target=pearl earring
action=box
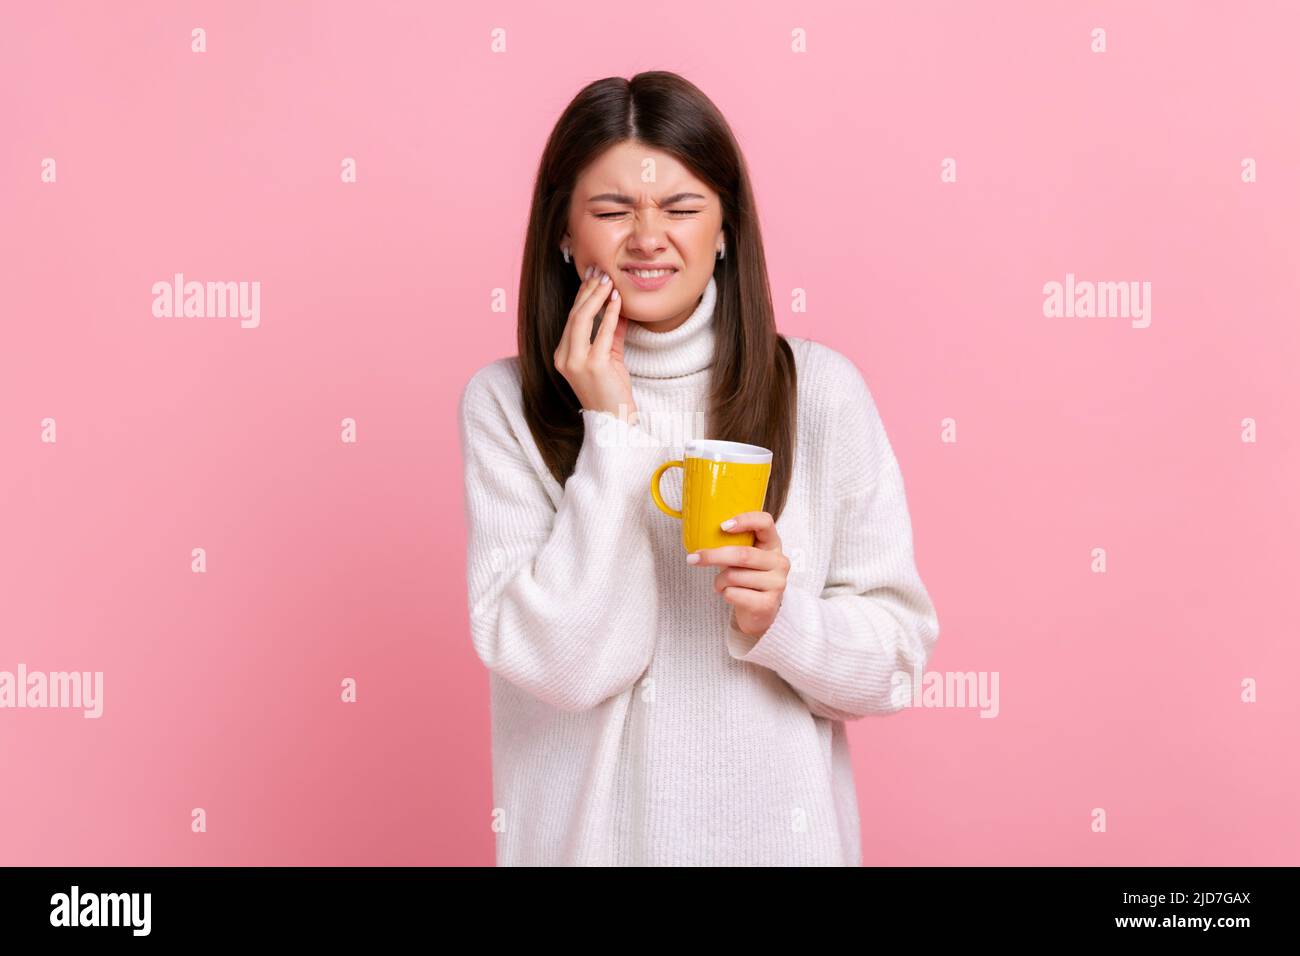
[717,243,725,260]
[562,247,571,264]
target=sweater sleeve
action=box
[723,352,940,720]
[458,365,667,713]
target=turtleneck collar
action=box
[621,274,718,380]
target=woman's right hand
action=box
[553,266,638,424]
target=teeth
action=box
[627,269,673,278]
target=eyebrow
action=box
[586,192,707,205]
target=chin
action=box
[620,288,684,315]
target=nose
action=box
[625,206,669,255]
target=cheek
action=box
[669,223,714,256]
[570,231,615,272]
[585,227,627,258]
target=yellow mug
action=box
[650,439,774,552]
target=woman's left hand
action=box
[686,511,789,639]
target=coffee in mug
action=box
[650,439,773,552]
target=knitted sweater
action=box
[457,274,940,866]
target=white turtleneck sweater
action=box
[457,274,940,866]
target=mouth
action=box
[620,265,679,291]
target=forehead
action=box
[577,141,705,191]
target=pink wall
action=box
[2,1,1296,865]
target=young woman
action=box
[458,71,940,866]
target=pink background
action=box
[3,1,1297,866]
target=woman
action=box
[458,71,940,866]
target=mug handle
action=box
[650,460,684,519]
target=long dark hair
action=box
[517,71,797,521]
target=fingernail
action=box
[720,518,736,530]
[611,288,619,301]
[600,271,610,284]
[585,265,593,279]
[686,553,700,564]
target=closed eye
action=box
[596,210,701,219]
